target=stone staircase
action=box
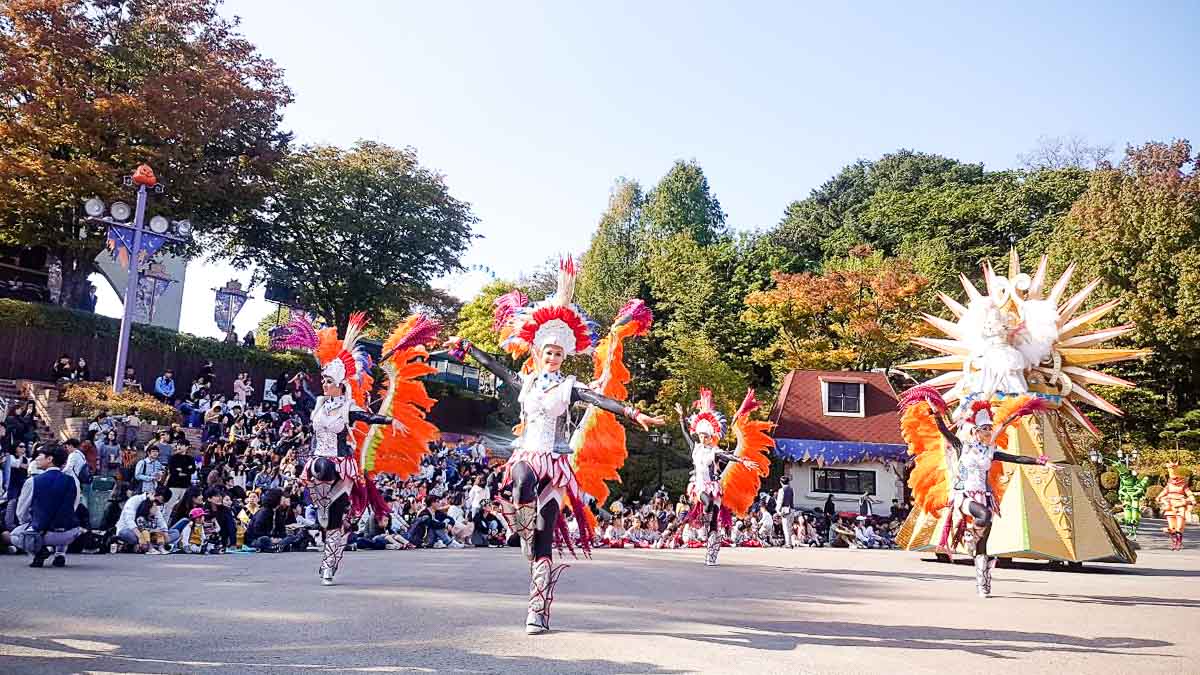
[11,379,196,447]
[0,378,55,441]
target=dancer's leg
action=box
[500,461,541,560]
[701,493,722,566]
[966,500,994,597]
[319,493,350,585]
[527,496,563,635]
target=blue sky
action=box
[95,1,1199,336]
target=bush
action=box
[1103,490,1119,506]
[1099,471,1119,490]
[0,298,310,372]
[61,382,179,425]
[1146,484,1164,503]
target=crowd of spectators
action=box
[1,362,911,562]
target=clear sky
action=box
[93,1,1199,338]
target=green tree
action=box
[451,279,518,355]
[0,0,292,307]
[576,179,646,321]
[227,141,477,330]
[643,160,726,246]
[773,150,984,265]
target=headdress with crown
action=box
[492,256,599,365]
[687,388,729,440]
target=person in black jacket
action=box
[248,488,302,552]
[203,486,237,551]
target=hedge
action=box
[0,298,310,373]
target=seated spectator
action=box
[154,370,176,404]
[801,514,823,547]
[115,487,173,554]
[247,488,303,552]
[52,354,74,382]
[471,501,504,547]
[73,357,91,382]
[830,516,857,548]
[176,507,209,554]
[123,366,140,391]
[12,445,83,567]
[202,404,223,446]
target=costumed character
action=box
[675,389,772,566]
[273,312,441,585]
[444,257,664,635]
[1156,462,1196,550]
[1110,461,1150,539]
[900,386,1058,597]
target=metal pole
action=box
[113,184,147,393]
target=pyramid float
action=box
[895,251,1145,564]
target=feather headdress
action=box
[688,388,729,440]
[493,256,600,361]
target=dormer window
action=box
[821,378,865,418]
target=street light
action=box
[648,430,672,488]
[81,164,193,393]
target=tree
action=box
[772,150,984,265]
[1018,134,1113,170]
[451,279,519,356]
[744,246,930,378]
[575,179,646,321]
[0,0,292,306]
[642,160,726,246]
[1049,140,1200,411]
[227,141,477,330]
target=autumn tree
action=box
[227,141,477,330]
[1049,139,1200,411]
[0,0,292,306]
[745,246,930,379]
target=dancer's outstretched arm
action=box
[930,405,963,453]
[574,385,663,431]
[444,338,521,394]
[673,403,694,451]
[993,451,1052,467]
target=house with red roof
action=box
[768,370,909,515]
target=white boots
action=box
[527,557,567,635]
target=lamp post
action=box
[82,164,193,393]
[649,430,672,487]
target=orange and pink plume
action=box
[492,290,528,332]
[613,299,653,336]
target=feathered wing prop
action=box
[570,300,653,531]
[359,315,442,479]
[899,387,952,514]
[720,389,774,518]
[271,313,319,351]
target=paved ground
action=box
[1,520,1197,675]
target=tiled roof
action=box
[768,370,905,445]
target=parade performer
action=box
[900,387,1057,597]
[274,312,441,585]
[674,388,772,567]
[1111,460,1150,540]
[1157,462,1196,550]
[445,257,664,635]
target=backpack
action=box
[76,453,93,484]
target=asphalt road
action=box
[1,520,1196,675]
